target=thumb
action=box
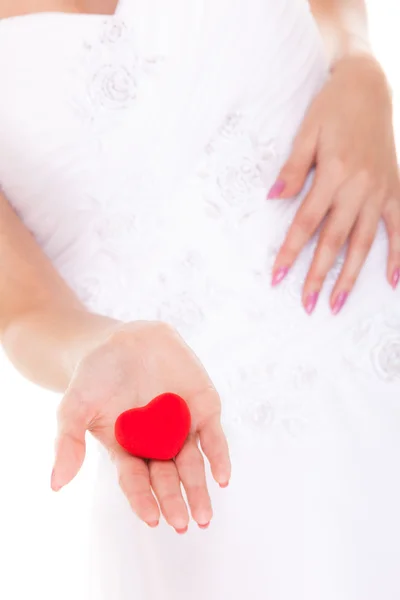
[51,389,91,492]
[267,123,318,199]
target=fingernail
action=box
[304,292,319,315]
[219,481,229,488]
[146,521,159,528]
[198,522,210,530]
[175,526,188,535]
[51,469,61,492]
[392,268,400,289]
[332,291,348,315]
[272,266,289,286]
[267,180,285,199]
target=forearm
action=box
[0,188,124,394]
[2,305,122,393]
[309,0,372,66]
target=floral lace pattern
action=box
[342,311,400,382]
[198,111,280,222]
[89,22,163,109]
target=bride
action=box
[1,0,400,598]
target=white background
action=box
[0,3,399,599]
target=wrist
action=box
[330,52,392,101]
[62,309,125,380]
[315,15,372,69]
[2,306,124,392]
[330,32,372,66]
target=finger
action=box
[331,205,381,313]
[149,460,189,532]
[271,172,333,285]
[383,195,400,289]
[302,201,361,314]
[175,435,213,528]
[267,117,318,199]
[114,450,160,527]
[52,389,91,491]
[198,413,231,488]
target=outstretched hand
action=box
[51,321,231,533]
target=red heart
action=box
[114,393,191,460]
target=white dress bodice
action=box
[0,0,327,323]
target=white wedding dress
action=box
[1,0,400,598]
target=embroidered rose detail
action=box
[205,112,243,155]
[201,111,278,202]
[216,158,266,206]
[372,334,400,381]
[90,65,137,109]
[218,112,243,140]
[249,401,275,428]
[291,365,318,389]
[101,20,127,44]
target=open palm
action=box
[51,321,231,532]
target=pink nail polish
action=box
[267,180,286,199]
[175,526,188,535]
[304,292,319,315]
[392,268,400,289]
[272,266,289,286]
[198,522,210,530]
[219,481,229,488]
[332,291,348,315]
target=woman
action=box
[0,0,399,598]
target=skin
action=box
[309,0,371,64]
[0,0,118,17]
[0,0,397,533]
[271,0,400,314]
